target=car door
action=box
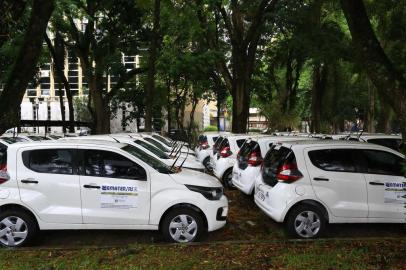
[79,148,150,225]
[17,147,82,223]
[305,147,368,218]
[360,149,405,220]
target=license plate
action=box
[257,190,265,201]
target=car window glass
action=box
[144,138,168,152]
[212,136,218,143]
[262,146,292,187]
[134,139,169,159]
[236,139,246,148]
[122,145,174,174]
[152,135,171,147]
[25,149,73,174]
[362,150,404,176]
[308,149,356,172]
[27,136,43,141]
[84,150,146,180]
[366,138,401,151]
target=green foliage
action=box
[73,96,92,123]
[204,125,218,132]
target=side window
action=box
[23,149,73,174]
[362,150,404,176]
[84,150,147,180]
[308,149,356,173]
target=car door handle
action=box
[83,184,101,189]
[369,182,384,186]
[313,177,329,181]
[21,179,38,184]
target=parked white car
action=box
[64,135,205,172]
[212,135,250,188]
[195,133,221,169]
[232,136,317,196]
[345,134,402,152]
[139,135,195,156]
[254,140,405,239]
[0,140,228,247]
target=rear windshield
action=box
[0,144,7,165]
[238,140,261,170]
[198,135,208,144]
[122,145,174,174]
[144,138,168,152]
[134,139,169,159]
[262,146,294,187]
[236,139,246,148]
[366,138,401,152]
[212,136,218,143]
[213,136,224,154]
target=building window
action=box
[47,105,51,120]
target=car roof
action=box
[278,139,404,153]
[7,139,127,150]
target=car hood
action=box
[169,169,222,187]
[175,158,204,169]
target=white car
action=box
[64,135,205,172]
[254,140,405,239]
[345,134,402,152]
[0,140,228,247]
[232,136,317,196]
[138,135,195,156]
[212,135,250,188]
[195,133,221,169]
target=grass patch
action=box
[0,239,405,270]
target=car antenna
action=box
[357,130,364,140]
[170,142,185,171]
[108,135,120,143]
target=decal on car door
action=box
[100,184,138,209]
[384,182,406,204]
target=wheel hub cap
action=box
[294,211,321,238]
[169,214,198,243]
[0,216,28,247]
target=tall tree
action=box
[195,0,279,133]
[145,0,161,132]
[0,0,55,134]
[340,0,406,151]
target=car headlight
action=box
[185,185,223,201]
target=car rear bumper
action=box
[232,166,260,195]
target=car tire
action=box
[0,210,38,248]
[222,169,234,189]
[161,207,205,243]
[285,204,326,239]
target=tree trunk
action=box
[366,78,375,133]
[0,0,54,134]
[166,79,172,133]
[310,63,328,133]
[89,76,110,134]
[145,0,161,132]
[340,0,406,153]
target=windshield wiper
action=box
[170,141,185,171]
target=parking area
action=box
[33,190,405,248]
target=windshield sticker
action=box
[384,182,406,204]
[100,184,138,209]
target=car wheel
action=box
[222,169,234,189]
[0,210,38,247]
[286,204,326,239]
[162,208,205,243]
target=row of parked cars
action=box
[0,132,227,247]
[195,132,405,239]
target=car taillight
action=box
[248,151,263,167]
[0,164,9,184]
[200,142,209,150]
[276,163,303,182]
[220,146,232,158]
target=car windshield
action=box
[144,137,168,152]
[122,144,174,174]
[1,137,28,144]
[134,139,170,159]
[49,135,62,140]
[366,138,402,151]
[152,135,172,147]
